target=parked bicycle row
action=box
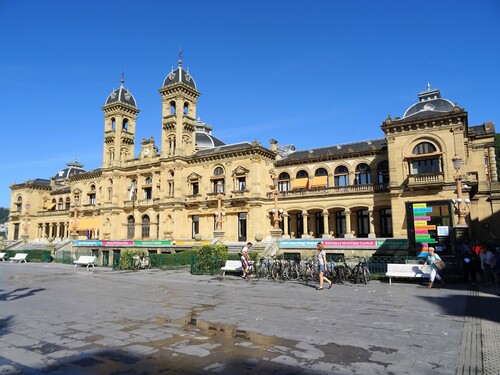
[244,255,370,285]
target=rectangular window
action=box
[238,212,247,241]
[278,180,290,192]
[357,209,369,237]
[89,194,96,205]
[380,208,393,237]
[192,215,199,238]
[192,182,199,195]
[144,188,152,200]
[238,177,246,191]
[335,211,346,236]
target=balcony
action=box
[407,173,445,190]
[266,184,389,199]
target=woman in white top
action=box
[316,242,332,290]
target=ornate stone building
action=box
[8,59,500,256]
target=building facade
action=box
[8,60,500,255]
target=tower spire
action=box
[178,45,183,66]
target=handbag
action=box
[435,259,446,270]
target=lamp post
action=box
[214,180,225,234]
[452,155,470,227]
[71,196,80,239]
[271,174,284,229]
[21,204,30,243]
[269,174,284,238]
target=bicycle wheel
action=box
[132,258,140,271]
[362,267,369,285]
[288,264,299,281]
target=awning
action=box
[47,203,56,210]
[292,178,309,190]
[77,217,100,231]
[311,175,328,188]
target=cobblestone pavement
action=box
[0,263,498,374]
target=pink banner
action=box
[102,241,134,246]
[415,229,429,234]
[414,216,431,221]
[323,239,376,248]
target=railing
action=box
[408,173,445,185]
[266,183,389,199]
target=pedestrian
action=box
[240,242,253,279]
[422,247,445,288]
[316,242,332,290]
[461,243,479,286]
[479,246,496,287]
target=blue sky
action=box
[1,0,499,208]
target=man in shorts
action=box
[240,242,253,279]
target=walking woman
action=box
[422,247,446,288]
[316,242,332,290]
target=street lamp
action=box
[452,155,470,226]
[215,181,224,231]
[71,196,80,239]
[271,174,284,230]
[21,204,30,243]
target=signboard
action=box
[74,240,173,247]
[279,238,408,250]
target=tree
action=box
[0,207,8,224]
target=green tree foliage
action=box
[495,133,500,181]
[0,207,8,224]
[193,244,228,275]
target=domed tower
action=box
[159,56,200,157]
[102,77,139,168]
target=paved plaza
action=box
[0,262,499,374]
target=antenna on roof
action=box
[178,45,183,66]
[121,70,125,86]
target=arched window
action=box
[127,216,135,239]
[141,215,150,238]
[107,179,113,201]
[377,160,389,184]
[411,142,440,175]
[122,119,129,131]
[16,195,23,212]
[334,166,349,187]
[183,102,189,115]
[293,170,309,190]
[111,118,116,131]
[58,198,64,211]
[170,101,176,115]
[312,168,328,188]
[65,197,71,210]
[278,172,290,192]
[213,167,225,193]
[354,163,371,185]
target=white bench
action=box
[0,252,6,261]
[386,263,431,284]
[221,260,242,277]
[74,255,97,269]
[10,253,28,263]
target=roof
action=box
[105,79,137,108]
[194,119,225,149]
[277,139,386,164]
[162,59,197,90]
[54,161,85,180]
[402,87,454,119]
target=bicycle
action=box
[350,258,369,284]
[132,254,151,271]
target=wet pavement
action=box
[0,262,499,374]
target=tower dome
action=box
[402,85,454,119]
[53,161,85,180]
[162,58,197,90]
[105,77,137,108]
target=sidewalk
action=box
[0,263,498,374]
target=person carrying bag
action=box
[422,247,446,288]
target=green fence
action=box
[55,250,94,265]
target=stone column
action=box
[322,210,329,238]
[282,212,289,239]
[368,208,376,238]
[302,211,308,238]
[344,209,353,238]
